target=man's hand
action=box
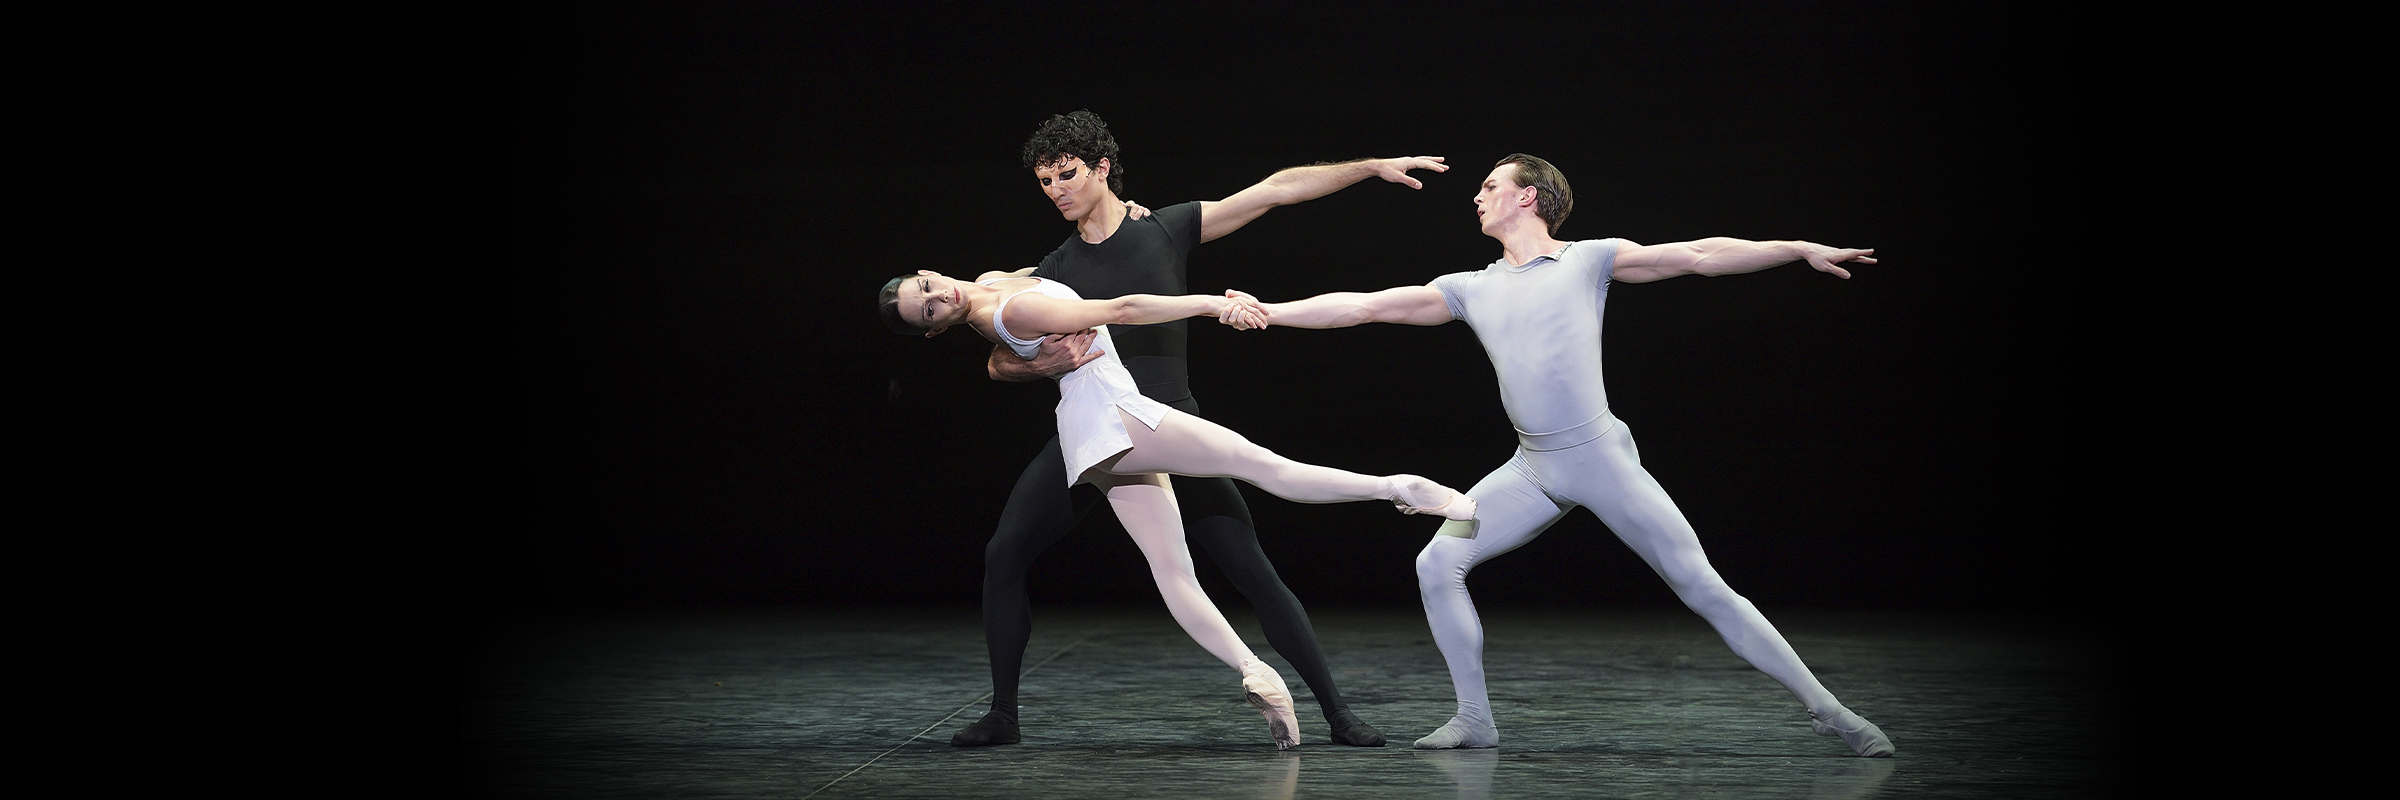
[1219,290,1268,330]
[1124,200,1151,220]
[1368,156,1448,190]
[1028,330,1104,376]
[1798,245,1876,279]
[1215,290,1269,330]
[990,330,1104,381]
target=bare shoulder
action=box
[987,276,1043,295]
[976,266,1040,282]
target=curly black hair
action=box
[1021,110,1124,194]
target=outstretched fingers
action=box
[1378,156,1449,189]
[1806,247,1876,279]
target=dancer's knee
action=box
[983,533,1043,575]
[1221,560,1299,602]
[1416,544,1469,593]
[1665,566,1740,614]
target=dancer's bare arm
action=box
[1237,286,1454,329]
[1199,157,1448,243]
[1613,238,1876,283]
[1002,292,1241,341]
[990,291,1260,379]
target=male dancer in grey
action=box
[957,110,1448,748]
[1233,154,1895,757]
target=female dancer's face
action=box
[896,270,971,336]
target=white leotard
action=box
[989,277,1172,485]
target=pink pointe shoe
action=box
[1241,657,1301,750]
[1392,475,1477,521]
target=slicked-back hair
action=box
[878,275,922,335]
[1022,110,1125,194]
[1497,153,1573,236]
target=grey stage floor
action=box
[460,604,2125,798]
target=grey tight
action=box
[1415,420,1845,725]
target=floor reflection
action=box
[463,606,2124,799]
[1250,753,1300,800]
[1413,749,1499,799]
[1809,757,1897,800]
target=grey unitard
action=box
[1419,239,1843,730]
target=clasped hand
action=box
[1216,289,1269,330]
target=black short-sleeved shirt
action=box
[1029,201,1203,403]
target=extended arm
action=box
[1246,285,1454,329]
[1612,238,1876,284]
[1003,291,1235,340]
[988,292,1261,380]
[1198,156,1448,243]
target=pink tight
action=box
[1083,409,1406,670]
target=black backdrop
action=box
[479,2,2094,612]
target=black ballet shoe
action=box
[1810,709,1895,758]
[950,711,1021,747]
[1328,717,1388,747]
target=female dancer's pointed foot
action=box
[950,710,1021,747]
[1326,708,1388,747]
[1412,716,1499,749]
[1810,710,1895,757]
[1241,658,1301,750]
[1391,475,1476,521]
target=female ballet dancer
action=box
[879,269,1474,749]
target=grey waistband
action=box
[1515,412,1617,452]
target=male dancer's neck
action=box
[1075,193,1128,244]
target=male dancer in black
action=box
[953,110,1446,747]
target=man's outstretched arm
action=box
[1237,285,1455,329]
[1198,157,1448,243]
[1612,238,1876,284]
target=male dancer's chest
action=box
[1046,221,1189,301]
[1050,253,1186,300]
[1464,262,1608,348]
[1043,223,1195,390]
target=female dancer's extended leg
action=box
[1084,468,1300,749]
[1108,409,1472,519]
